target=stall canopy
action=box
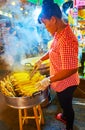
[27,0,64,6]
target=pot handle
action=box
[25,63,33,67]
[32,90,42,97]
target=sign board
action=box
[73,7,78,18]
[74,0,85,7]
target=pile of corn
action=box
[0,71,46,97]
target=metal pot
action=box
[25,63,50,76]
[3,88,49,109]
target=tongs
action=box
[30,66,38,79]
[25,62,38,79]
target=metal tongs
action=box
[30,66,38,79]
[25,62,38,79]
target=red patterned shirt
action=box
[49,24,80,92]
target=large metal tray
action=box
[3,88,49,109]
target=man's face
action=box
[42,16,57,36]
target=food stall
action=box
[0,1,85,130]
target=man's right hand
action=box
[34,60,42,70]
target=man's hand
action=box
[34,60,42,70]
[36,77,50,90]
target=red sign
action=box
[74,0,85,7]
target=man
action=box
[35,1,80,130]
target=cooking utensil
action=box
[24,59,50,76]
[30,67,38,79]
[25,63,33,71]
[24,62,38,79]
[3,87,49,109]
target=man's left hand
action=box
[36,77,50,89]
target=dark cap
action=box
[38,2,62,24]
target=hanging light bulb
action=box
[11,1,16,6]
[20,7,24,11]
[0,10,3,15]
[24,11,28,15]
[8,13,12,18]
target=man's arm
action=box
[50,68,78,83]
[40,51,49,61]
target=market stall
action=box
[0,1,85,130]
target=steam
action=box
[0,0,51,71]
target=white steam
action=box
[0,0,51,71]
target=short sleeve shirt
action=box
[49,24,80,92]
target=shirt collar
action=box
[54,24,69,39]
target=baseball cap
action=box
[38,2,62,24]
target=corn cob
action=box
[0,71,46,97]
